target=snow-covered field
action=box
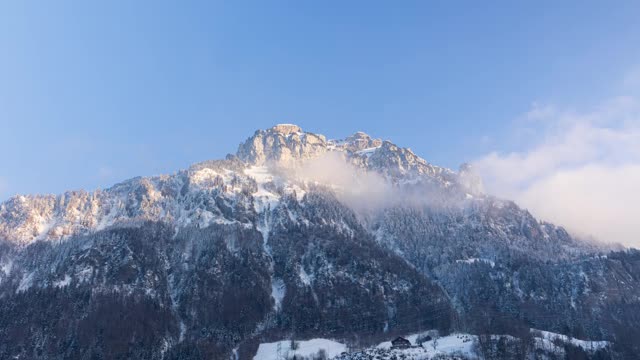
[375,332,478,359]
[253,338,347,360]
[419,333,478,358]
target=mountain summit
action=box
[0,124,470,245]
[0,125,637,359]
[236,124,329,166]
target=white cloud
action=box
[518,164,640,245]
[287,152,394,211]
[283,152,454,214]
[475,96,640,247]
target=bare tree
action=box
[290,338,299,351]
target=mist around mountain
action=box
[0,124,638,359]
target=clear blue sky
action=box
[1,1,639,200]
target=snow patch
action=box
[299,265,312,286]
[189,168,221,189]
[179,321,187,342]
[271,278,286,311]
[356,146,381,158]
[531,329,609,351]
[54,274,72,288]
[17,271,35,293]
[1,258,12,275]
[245,166,281,213]
[456,257,495,267]
[76,267,93,284]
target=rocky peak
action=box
[236,124,328,166]
[270,123,303,135]
[340,131,383,152]
[368,141,425,174]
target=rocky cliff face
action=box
[236,124,329,166]
[0,124,637,359]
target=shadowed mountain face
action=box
[0,125,638,359]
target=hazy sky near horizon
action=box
[1,2,640,245]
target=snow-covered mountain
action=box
[0,124,637,360]
[1,124,458,244]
